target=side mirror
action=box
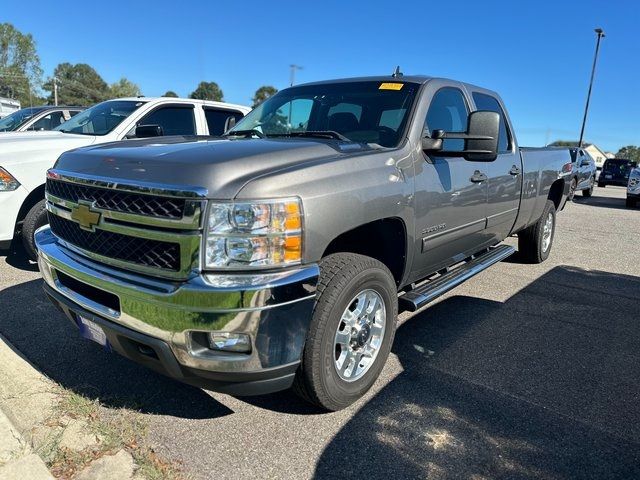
[421,111,500,162]
[135,124,164,138]
[580,159,590,167]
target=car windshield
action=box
[54,100,145,136]
[228,81,419,148]
[0,107,45,132]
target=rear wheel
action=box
[582,177,594,197]
[21,199,48,261]
[518,200,556,264]
[293,253,397,411]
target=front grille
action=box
[46,179,186,219]
[49,214,181,271]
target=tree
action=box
[162,90,178,97]
[43,63,108,105]
[108,77,141,98]
[189,81,223,101]
[549,140,578,147]
[615,145,640,162]
[252,85,277,107]
[0,23,43,106]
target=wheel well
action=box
[322,218,406,286]
[548,179,564,209]
[16,184,45,227]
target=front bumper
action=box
[36,227,318,395]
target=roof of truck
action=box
[113,97,251,113]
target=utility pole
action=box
[289,64,303,86]
[578,28,605,148]
[54,77,58,106]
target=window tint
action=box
[426,88,469,151]
[55,100,143,136]
[29,111,66,131]
[379,108,407,130]
[139,106,196,136]
[472,92,511,153]
[328,103,362,122]
[205,109,244,136]
[272,98,314,132]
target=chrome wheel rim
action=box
[334,289,386,382]
[542,212,554,252]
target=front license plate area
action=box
[76,315,110,350]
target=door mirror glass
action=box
[135,124,164,138]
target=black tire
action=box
[627,197,637,208]
[582,177,594,197]
[517,200,556,264]
[598,181,605,188]
[21,199,48,261]
[293,253,397,411]
[568,178,577,201]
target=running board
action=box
[399,244,516,312]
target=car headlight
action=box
[204,198,303,269]
[0,167,20,191]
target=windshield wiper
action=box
[223,129,264,138]
[270,130,350,141]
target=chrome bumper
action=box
[36,227,318,377]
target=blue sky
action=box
[4,0,639,152]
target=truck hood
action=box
[53,136,375,198]
[0,131,97,166]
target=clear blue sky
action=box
[4,0,639,152]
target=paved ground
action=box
[1,186,639,479]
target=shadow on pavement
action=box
[315,266,640,479]
[1,240,39,272]
[573,191,629,211]
[0,278,233,419]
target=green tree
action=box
[108,77,141,98]
[162,90,178,97]
[615,145,640,162]
[189,81,223,101]
[43,63,108,105]
[252,85,277,107]
[549,140,578,147]
[0,23,43,106]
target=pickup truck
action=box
[0,106,85,133]
[35,75,571,411]
[0,97,250,258]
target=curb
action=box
[0,333,55,479]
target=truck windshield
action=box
[0,107,45,132]
[54,100,145,136]
[228,81,419,148]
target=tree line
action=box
[0,23,277,108]
[549,140,640,162]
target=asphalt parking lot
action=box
[1,186,639,479]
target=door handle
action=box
[470,170,488,183]
[509,165,521,176]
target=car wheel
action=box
[568,178,577,201]
[518,200,556,264]
[21,199,48,261]
[293,253,397,411]
[582,177,594,197]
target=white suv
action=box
[0,97,251,257]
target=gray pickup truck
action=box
[36,75,571,410]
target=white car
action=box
[627,166,640,208]
[0,97,251,257]
[0,106,85,133]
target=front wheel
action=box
[21,199,48,261]
[293,253,397,411]
[517,200,556,264]
[582,177,594,197]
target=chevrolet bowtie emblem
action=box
[71,202,101,231]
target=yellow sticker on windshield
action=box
[379,82,404,90]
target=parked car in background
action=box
[627,166,640,208]
[598,158,638,188]
[0,97,250,258]
[568,147,596,198]
[36,75,572,411]
[0,106,84,133]
[0,97,20,118]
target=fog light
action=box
[208,332,251,353]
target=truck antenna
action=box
[392,66,403,78]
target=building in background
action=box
[0,98,21,118]
[584,143,609,170]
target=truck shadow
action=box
[0,278,233,419]
[0,240,39,272]
[314,266,640,479]
[573,191,630,211]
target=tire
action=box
[582,177,594,197]
[293,253,398,411]
[598,181,605,188]
[568,178,577,201]
[518,200,556,264]
[21,199,48,261]
[627,197,637,208]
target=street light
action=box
[578,28,606,148]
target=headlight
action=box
[0,167,20,191]
[204,198,302,269]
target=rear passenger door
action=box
[204,108,245,136]
[472,92,521,242]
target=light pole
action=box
[578,28,605,148]
[289,64,303,86]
